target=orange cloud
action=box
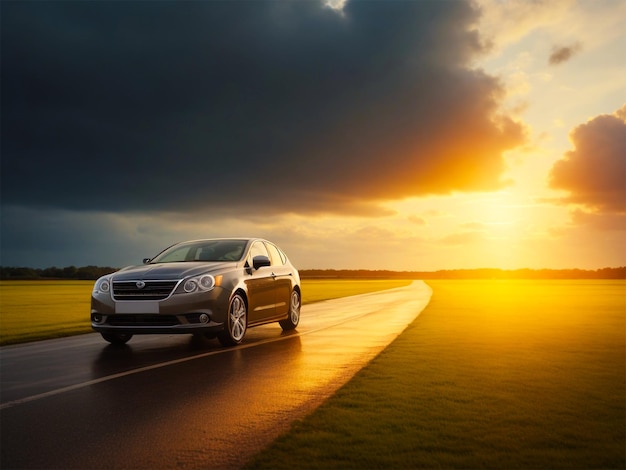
[549,104,626,214]
[570,209,626,231]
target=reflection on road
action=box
[1,282,431,408]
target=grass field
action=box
[246,280,626,469]
[0,279,410,345]
[0,280,94,345]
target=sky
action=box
[1,0,625,271]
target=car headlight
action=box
[93,277,111,294]
[183,274,216,293]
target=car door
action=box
[245,241,276,323]
[265,242,292,317]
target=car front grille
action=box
[112,280,178,301]
[106,315,179,326]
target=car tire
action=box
[101,332,133,345]
[218,293,247,347]
[280,290,300,331]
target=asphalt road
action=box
[1,281,432,469]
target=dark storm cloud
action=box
[0,205,173,267]
[548,42,582,65]
[1,0,524,216]
[549,104,626,213]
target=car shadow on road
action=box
[90,328,302,379]
[91,335,224,377]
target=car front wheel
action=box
[218,293,247,346]
[101,332,133,345]
[280,290,300,331]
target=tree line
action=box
[300,267,626,279]
[1,265,624,280]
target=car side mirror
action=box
[252,255,271,270]
[143,258,151,264]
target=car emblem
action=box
[136,281,146,289]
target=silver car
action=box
[91,238,301,346]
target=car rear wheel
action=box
[218,293,247,346]
[101,332,133,345]
[280,290,300,331]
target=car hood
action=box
[112,262,236,281]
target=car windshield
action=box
[150,240,248,263]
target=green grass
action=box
[246,280,626,469]
[0,279,410,346]
[0,281,94,345]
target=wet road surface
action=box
[1,281,431,469]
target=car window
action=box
[193,241,246,261]
[265,242,285,266]
[248,241,269,261]
[277,246,287,264]
[152,240,247,263]
[155,245,192,263]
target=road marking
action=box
[0,332,295,410]
[0,309,379,410]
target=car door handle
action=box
[271,272,291,278]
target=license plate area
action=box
[115,301,159,314]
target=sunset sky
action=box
[1,0,624,271]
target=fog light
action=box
[92,313,104,324]
[199,313,209,324]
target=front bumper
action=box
[91,286,230,335]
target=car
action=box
[91,238,301,346]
